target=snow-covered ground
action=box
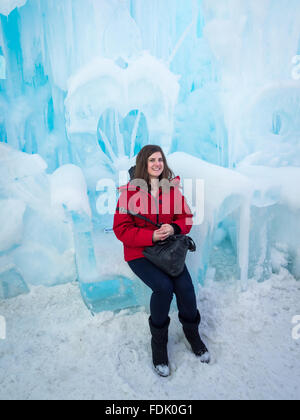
[0,268,299,400]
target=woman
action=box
[113,145,209,377]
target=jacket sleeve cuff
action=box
[171,223,181,235]
[144,229,155,246]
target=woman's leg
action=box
[128,258,174,327]
[128,258,173,376]
[173,265,210,361]
[172,264,198,323]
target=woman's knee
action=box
[174,271,197,301]
[154,280,174,298]
[175,277,194,294]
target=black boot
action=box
[148,316,170,377]
[179,311,210,363]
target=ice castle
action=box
[0,0,300,313]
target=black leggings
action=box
[128,258,198,328]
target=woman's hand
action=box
[152,224,175,243]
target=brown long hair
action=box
[132,145,175,191]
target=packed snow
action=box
[0,268,299,400]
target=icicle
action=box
[238,198,251,291]
[168,0,198,66]
[130,110,141,159]
[114,110,125,157]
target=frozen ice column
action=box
[50,164,98,286]
[51,164,104,312]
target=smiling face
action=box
[147,152,164,180]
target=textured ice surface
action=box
[0,54,5,79]
[0,266,29,299]
[50,164,92,217]
[0,199,25,252]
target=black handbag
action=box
[117,207,196,277]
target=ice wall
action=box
[0,0,300,311]
[0,144,84,295]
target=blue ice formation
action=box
[0,0,300,312]
[0,50,5,79]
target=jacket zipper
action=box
[153,195,159,226]
[128,186,162,228]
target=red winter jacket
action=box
[113,176,193,262]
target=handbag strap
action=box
[116,207,162,228]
